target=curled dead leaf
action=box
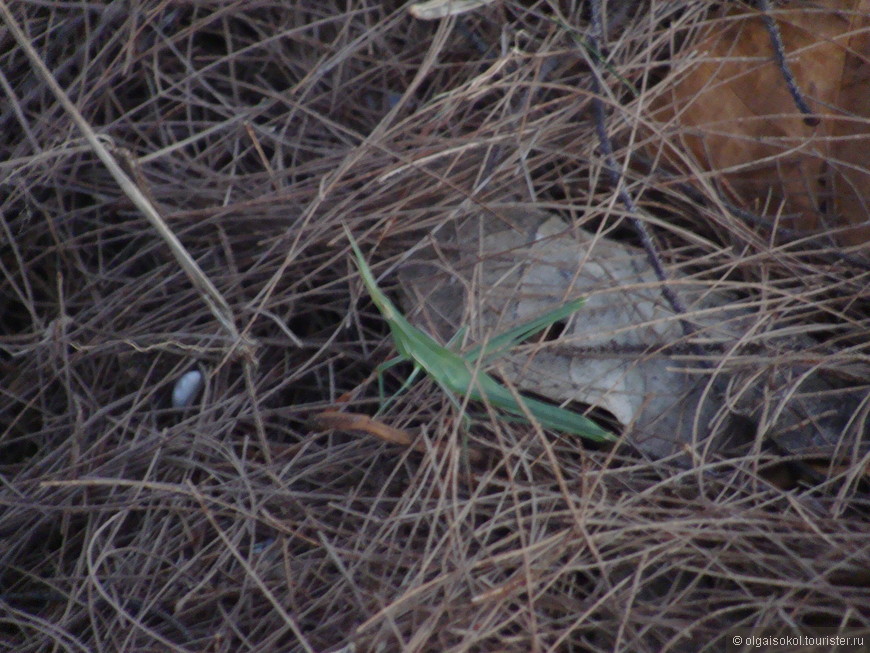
[311,410,484,463]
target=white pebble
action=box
[172,370,203,408]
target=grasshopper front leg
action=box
[375,356,422,414]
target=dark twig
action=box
[757,0,820,127]
[586,0,708,360]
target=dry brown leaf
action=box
[648,1,870,245]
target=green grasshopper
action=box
[344,225,615,443]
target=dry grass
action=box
[1,2,869,651]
